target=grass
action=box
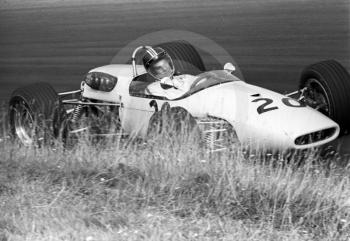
[1,103,350,241]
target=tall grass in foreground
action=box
[1,103,350,240]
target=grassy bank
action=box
[0,105,350,240]
[0,140,350,240]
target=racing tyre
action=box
[52,102,68,140]
[156,40,206,75]
[300,60,350,134]
[8,82,59,146]
[147,103,202,149]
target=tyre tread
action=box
[156,40,206,75]
[300,60,350,133]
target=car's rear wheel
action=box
[300,60,350,134]
[9,82,59,146]
[156,40,206,75]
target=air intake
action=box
[294,128,336,145]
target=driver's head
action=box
[142,47,175,79]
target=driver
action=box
[142,47,196,99]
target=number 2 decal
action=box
[252,98,278,114]
[252,97,306,114]
[149,100,158,112]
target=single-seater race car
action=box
[8,40,350,152]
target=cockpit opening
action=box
[129,70,240,100]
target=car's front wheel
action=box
[147,103,202,150]
[300,60,350,135]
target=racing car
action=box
[8,40,350,152]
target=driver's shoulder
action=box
[146,81,161,90]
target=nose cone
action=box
[251,109,338,150]
[230,83,340,151]
[242,98,339,151]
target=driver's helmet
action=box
[142,47,175,79]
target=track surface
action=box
[0,0,349,153]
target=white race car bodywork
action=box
[82,64,340,151]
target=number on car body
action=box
[252,96,306,114]
[252,98,279,114]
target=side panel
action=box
[120,96,166,137]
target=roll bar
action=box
[131,45,153,77]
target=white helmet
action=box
[142,47,175,79]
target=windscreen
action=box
[174,70,241,99]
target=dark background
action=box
[0,0,349,100]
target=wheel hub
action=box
[303,78,331,116]
[13,102,35,145]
